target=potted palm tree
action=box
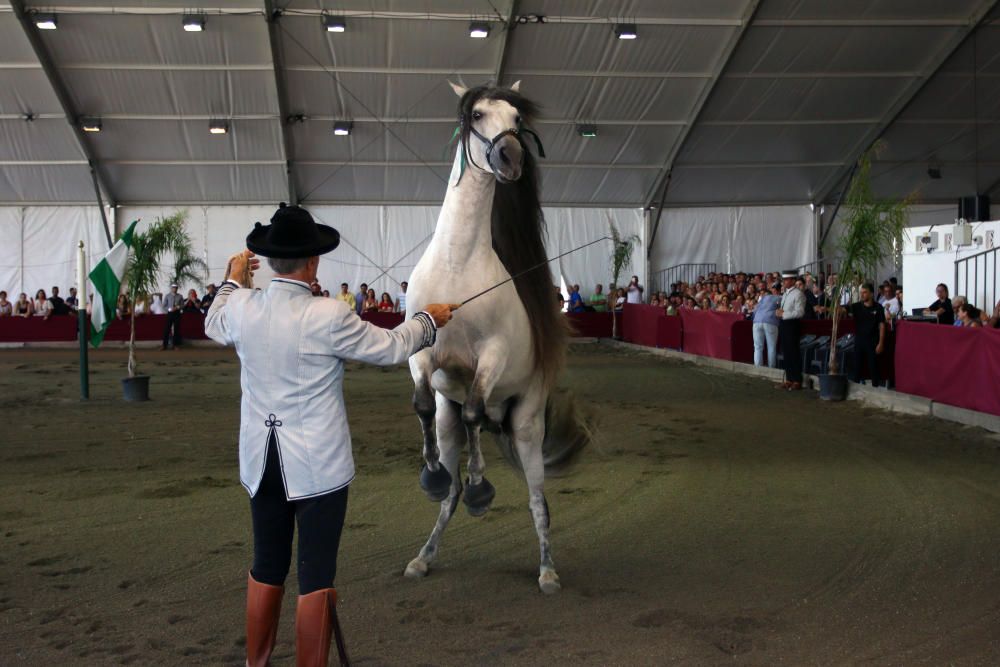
[819,141,910,401]
[609,221,640,340]
[122,211,205,401]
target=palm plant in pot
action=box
[608,221,640,340]
[820,142,910,401]
[122,211,205,401]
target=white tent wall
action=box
[113,205,644,303]
[0,207,109,299]
[649,205,815,278]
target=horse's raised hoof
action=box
[462,477,495,517]
[538,570,561,595]
[419,463,452,502]
[404,557,429,579]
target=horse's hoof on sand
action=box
[538,571,561,595]
[463,477,495,517]
[404,558,429,579]
[420,463,452,502]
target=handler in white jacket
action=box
[205,203,455,667]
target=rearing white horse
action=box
[403,82,588,594]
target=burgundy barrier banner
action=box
[361,311,404,328]
[657,315,683,350]
[895,321,1000,416]
[622,304,662,347]
[0,312,209,343]
[679,310,744,360]
[565,311,613,338]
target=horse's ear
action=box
[510,80,521,92]
[449,81,468,97]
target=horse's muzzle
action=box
[489,135,524,183]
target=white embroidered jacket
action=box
[205,278,436,500]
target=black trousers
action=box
[162,311,182,348]
[779,318,802,382]
[249,436,349,595]
[851,335,881,387]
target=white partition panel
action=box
[0,208,21,298]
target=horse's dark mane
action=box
[458,85,566,387]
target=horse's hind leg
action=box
[410,350,450,500]
[511,390,560,594]
[405,394,465,579]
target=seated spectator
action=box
[65,287,79,311]
[134,294,149,316]
[555,286,565,311]
[950,295,967,327]
[989,300,1000,329]
[649,293,660,307]
[614,288,626,312]
[149,292,166,315]
[200,284,217,313]
[322,290,330,298]
[715,294,731,312]
[567,284,585,313]
[880,283,900,320]
[311,281,323,297]
[183,289,201,313]
[589,284,607,312]
[14,292,32,317]
[810,283,830,319]
[116,294,131,320]
[49,286,69,316]
[699,297,712,311]
[85,293,94,316]
[923,283,954,325]
[682,295,697,310]
[363,288,379,313]
[33,289,52,319]
[0,291,11,317]
[379,292,394,312]
[958,303,982,328]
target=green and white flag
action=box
[89,220,139,347]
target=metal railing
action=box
[650,263,716,293]
[792,258,841,278]
[955,245,998,313]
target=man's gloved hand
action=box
[225,250,260,288]
[423,303,460,328]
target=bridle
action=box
[452,114,546,183]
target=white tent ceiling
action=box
[0,0,998,207]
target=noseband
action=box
[451,117,546,183]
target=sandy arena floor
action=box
[2,343,1000,666]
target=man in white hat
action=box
[205,203,457,667]
[161,282,184,349]
[775,269,806,390]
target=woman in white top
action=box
[33,289,53,319]
[149,292,166,315]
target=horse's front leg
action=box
[511,387,560,594]
[410,349,450,500]
[461,344,505,516]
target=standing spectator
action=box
[626,275,643,305]
[355,283,369,315]
[589,284,606,312]
[322,290,330,298]
[335,283,356,311]
[555,286,565,311]
[810,283,830,319]
[775,271,805,390]
[162,283,184,350]
[379,292,394,312]
[149,292,166,315]
[923,283,954,325]
[183,289,201,313]
[14,292,32,317]
[880,283,900,320]
[567,284,585,313]
[65,287,79,311]
[0,291,11,317]
[362,288,378,313]
[753,288,780,368]
[395,281,408,315]
[200,284,217,313]
[34,289,53,319]
[614,288,626,312]
[846,283,886,387]
[310,281,323,297]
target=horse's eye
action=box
[514,115,522,125]
[472,111,483,121]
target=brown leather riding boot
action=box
[296,588,337,667]
[246,573,283,667]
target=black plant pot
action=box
[122,375,150,402]
[818,373,848,402]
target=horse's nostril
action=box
[498,147,511,165]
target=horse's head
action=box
[452,81,538,183]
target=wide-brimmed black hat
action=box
[246,203,340,258]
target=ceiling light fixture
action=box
[80,117,102,133]
[34,12,57,30]
[209,119,229,135]
[615,23,637,40]
[469,21,490,38]
[577,124,598,138]
[322,15,346,32]
[182,14,205,32]
[333,121,353,136]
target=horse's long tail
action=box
[492,389,593,475]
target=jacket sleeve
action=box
[328,304,436,365]
[204,280,240,346]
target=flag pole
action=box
[78,240,90,400]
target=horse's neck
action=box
[429,149,496,270]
